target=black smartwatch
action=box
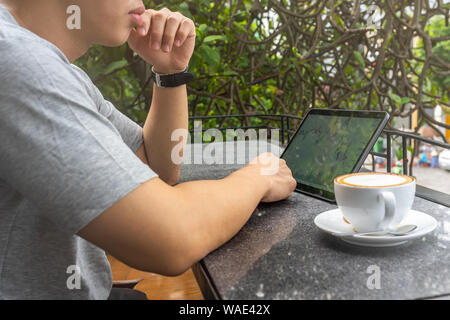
[151,66,194,88]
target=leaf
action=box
[199,44,220,66]
[292,47,301,59]
[353,51,365,67]
[203,35,228,43]
[334,14,345,28]
[395,147,403,161]
[232,21,246,33]
[198,24,208,35]
[223,70,239,76]
[400,97,411,105]
[344,64,353,74]
[388,92,402,104]
[314,63,322,75]
[102,59,128,75]
[267,85,277,95]
[388,93,410,107]
[385,59,394,68]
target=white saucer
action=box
[314,209,437,247]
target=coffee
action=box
[334,172,416,232]
[336,172,414,187]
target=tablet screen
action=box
[281,109,388,201]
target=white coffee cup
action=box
[334,172,416,233]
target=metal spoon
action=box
[332,224,418,238]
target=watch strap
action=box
[151,66,194,88]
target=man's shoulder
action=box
[0,22,65,65]
[0,30,73,94]
[0,5,93,94]
[0,23,99,100]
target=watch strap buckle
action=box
[154,72,162,87]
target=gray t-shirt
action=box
[0,5,158,299]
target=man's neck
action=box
[1,0,90,62]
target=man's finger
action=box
[137,11,151,37]
[161,14,183,52]
[174,19,195,47]
[148,10,166,50]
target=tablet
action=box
[281,109,389,202]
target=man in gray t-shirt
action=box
[0,5,157,299]
[0,1,295,299]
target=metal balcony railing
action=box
[188,113,450,206]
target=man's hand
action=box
[239,153,297,203]
[128,8,196,74]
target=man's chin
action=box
[99,31,131,47]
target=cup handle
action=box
[379,191,396,229]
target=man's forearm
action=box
[172,164,270,267]
[142,83,188,185]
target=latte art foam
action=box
[335,172,414,187]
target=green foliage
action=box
[413,15,450,106]
[74,0,450,132]
[426,16,450,93]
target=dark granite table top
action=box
[180,141,450,300]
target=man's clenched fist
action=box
[128,8,196,74]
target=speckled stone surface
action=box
[180,142,450,300]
